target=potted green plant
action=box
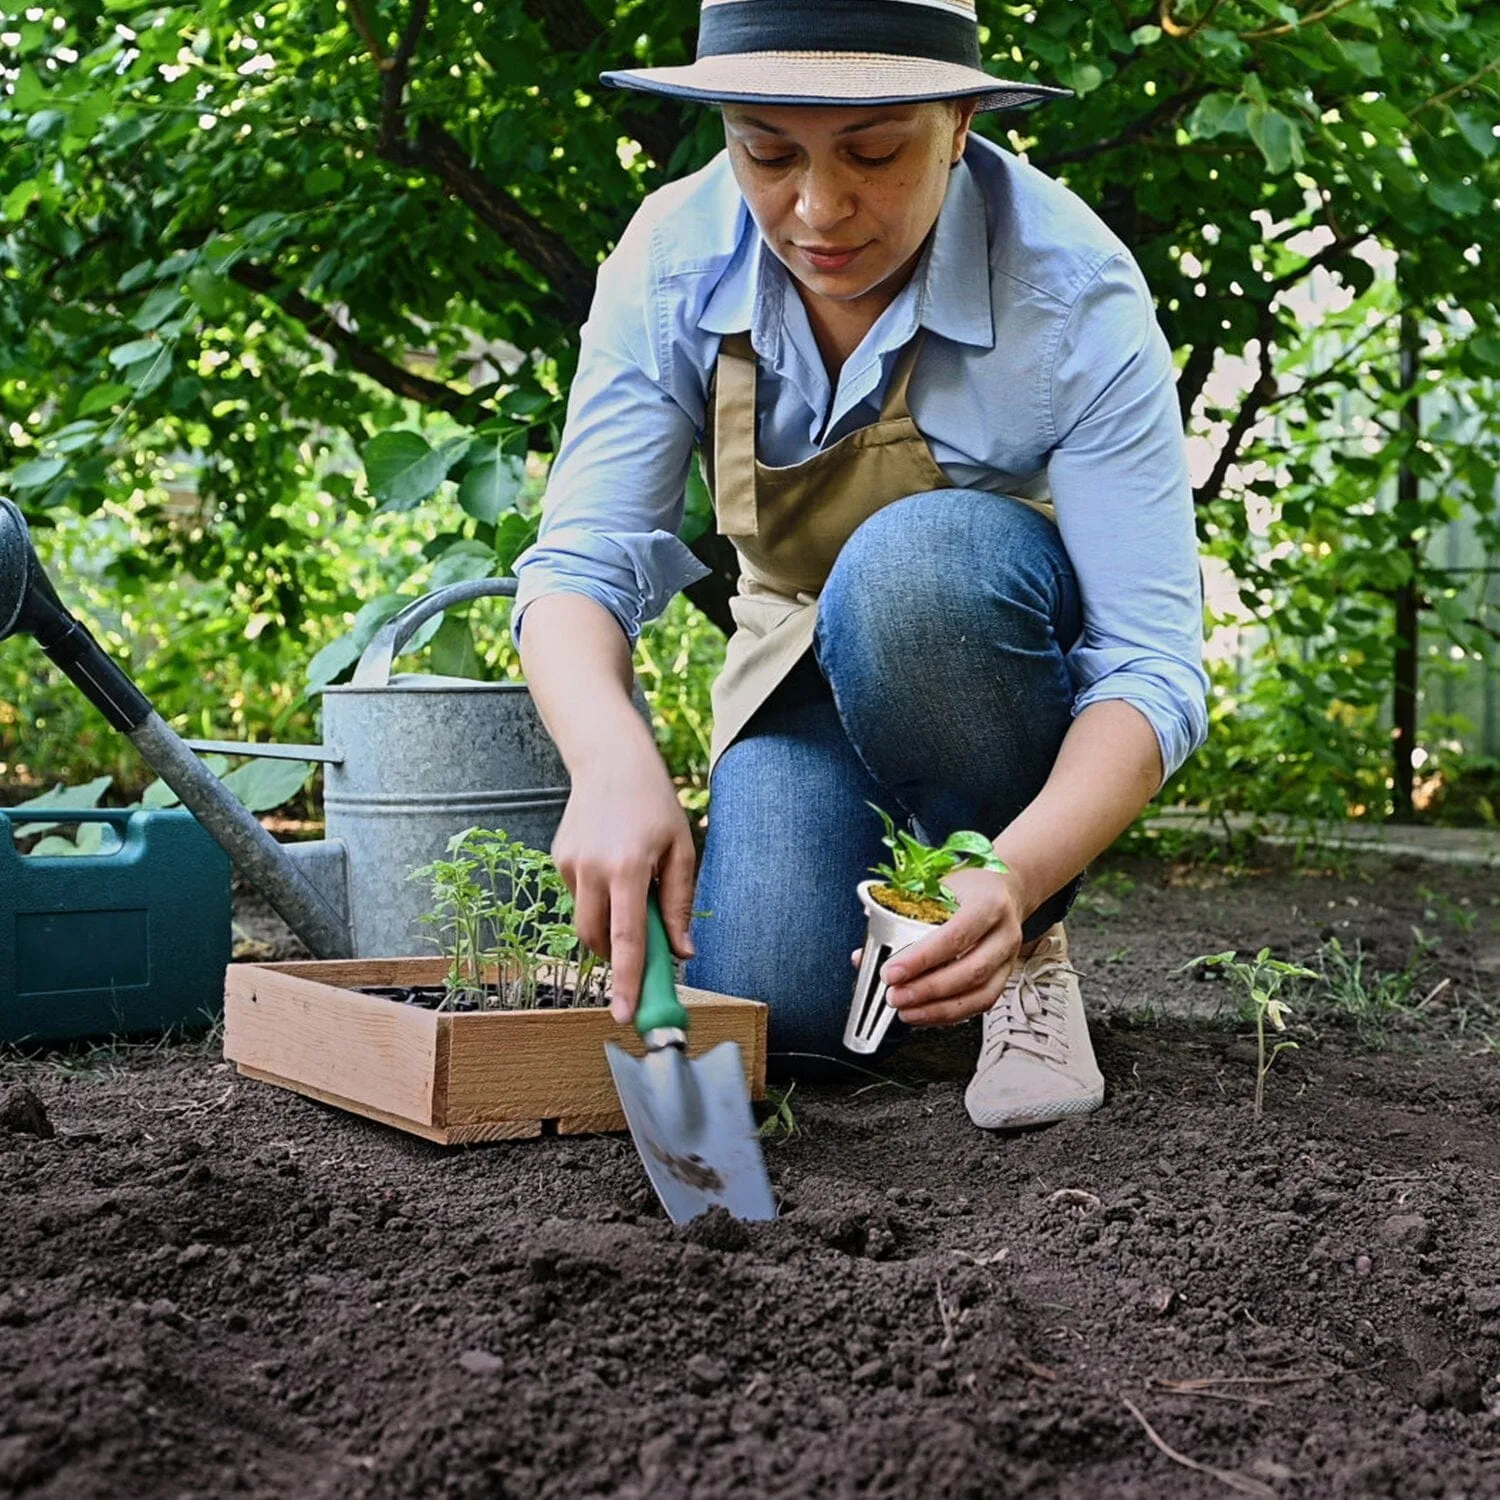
[225,827,766,1142]
[843,807,1009,1055]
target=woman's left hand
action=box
[853,866,1031,1027]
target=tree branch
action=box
[347,0,596,323]
[1159,0,1223,41]
[1031,87,1211,170]
[228,259,471,411]
[1194,306,1276,508]
[1240,0,1360,41]
[1177,340,1218,427]
[405,121,596,321]
[1411,56,1500,116]
[1268,225,1381,293]
[519,0,683,171]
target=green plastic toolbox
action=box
[0,807,231,1043]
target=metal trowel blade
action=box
[605,1039,777,1225]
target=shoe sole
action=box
[965,1084,1104,1131]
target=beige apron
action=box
[700,330,951,769]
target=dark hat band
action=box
[697,0,982,71]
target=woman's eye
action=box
[851,150,899,167]
[747,152,795,168]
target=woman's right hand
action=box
[550,734,697,1027]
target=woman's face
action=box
[722,99,977,317]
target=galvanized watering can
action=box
[0,497,569,959]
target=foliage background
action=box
[1,0,1497,823]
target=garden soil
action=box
[3,852,1499,1499]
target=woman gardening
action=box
[514,0,1208,1129]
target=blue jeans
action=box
[683,491,1083,1070]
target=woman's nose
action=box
[795,169,856,233]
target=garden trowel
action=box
[605,892,776,1224]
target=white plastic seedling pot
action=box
[842,879,945,1055]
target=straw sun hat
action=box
[600,0,1068,114]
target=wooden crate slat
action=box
[442,1001,765,1127]
[223,959,767,1147]
[555,1109,629,1136]
[225,966,442,1126]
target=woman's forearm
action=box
[988,699,1163,919]
[516,592,659,774]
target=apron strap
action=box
[879,329,928,422]
[711,332,760,537]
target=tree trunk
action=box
[1391,294,1420,821]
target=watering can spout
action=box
[0,497,354,959]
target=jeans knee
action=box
[818,491,1069,668]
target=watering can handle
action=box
[350,577,518,689]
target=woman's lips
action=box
[799,243,867,272]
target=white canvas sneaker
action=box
[964,925,1105,1129]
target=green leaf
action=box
[1056,61,1103,96]
[303,165,345,195]
[127,345,173,398]
[220,757,313,813]
[304,593,409,694]
[1187,92,1247,140]
[429,539,497,590]
[428,615,484,679]
[184,265,230,317]
[680,451,713,546]
[11,775,115,838]
[77,382,133,416]
[363,430,466,510]
[1426,176,1483,216]
[1248,106,1303,173]
[2,180,40,222]
[1130,23,1161,45]
[1453,111,1497,160]
[108,337,160,368]
[1338,39,1383,76]
[494,509,540,576]
[10,456,66,490]
[11,64,45,111]
[456,451,524,524]
[132,287,186,332]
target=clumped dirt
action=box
[2,852,1498,1499]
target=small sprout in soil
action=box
[410,826,609,1011]
[758,1082,800,1142]
[867,804,1007,923]
[1185,948,1315,1118]
[1311,930,1442,1040]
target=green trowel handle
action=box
[636,890,690,1037]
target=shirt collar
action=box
[917,157,995,351]
[695,154,994,354]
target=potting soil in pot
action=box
[357,982,599,1012]
[2,853,1498,1499]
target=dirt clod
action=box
[1379,1214,1435,1252]
[457,1349,504,1376]
[0,1085,52,1138]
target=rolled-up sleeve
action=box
[512,215,709,646]
[1046,253,1209,784]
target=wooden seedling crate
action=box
[223,957,768,1144]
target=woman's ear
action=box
[950,97,980,166]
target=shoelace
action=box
[981,948,1078,1064]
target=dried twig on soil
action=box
[130,1084,234,1117]
[1148,1377,1272,1409]
[1121,1395,1275,1498]
[1047,1188,1102,1212]
[1163,1370,1338,1390]
[934,1275,958,1354]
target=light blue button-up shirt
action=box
[513,134,1209,779]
